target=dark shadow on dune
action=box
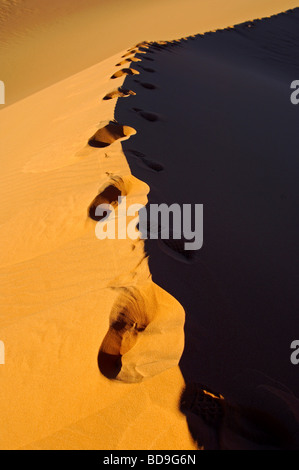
[180,383,295,449]
[88,184,121,221]
[88,121,135,148]
[114,8,299,449]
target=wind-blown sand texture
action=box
[0,0,298,450]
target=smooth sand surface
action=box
[0,1,298,451]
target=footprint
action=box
[181,384,225,428]
[115,57,141,66]
[159,235,199,263]
[141,158,164,172]
[151,45,164,51]
[122,49,146,59]
[103,88,136,100]
[111,68,140,79]
[88,180,124,221]
[138,66,156,73]
[181,383,293,450]
[98,287,152,380]
[127,149,164,172]
[122,50,138,58]
[135,42,150,48]
[127,149,146,158]
[133,80,157,90]
[135,45,150,53]
[139,56,154,62]
[88,121,136,148]
[132,108,160,122]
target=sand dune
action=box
[0,0,299,452]
[0,48,188,449]
[1,0,299,106]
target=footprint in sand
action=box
[138,65,156,73]
[140,56,154,62]
[103,88,136,100]
[111,68,140,79]
[127,149,146,158]
[88,121,136,148]
[122,48,147,59]
[128,149,164,172]
[141,158,164,172]
[98,287,152,380]
[181,383,293,450]
[132,108,160,122]
[133,79,157,90]
[122,50,138,58]
[159,235,199,263]
[116,57,141,66]
[88,179,125,221]
[181,384,225,427]
[138,46,151,53]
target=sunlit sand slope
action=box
[0,50,189,450]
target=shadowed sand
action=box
[98,285,154,381]
[103,88,136,100]
[88,182,123,221]
[2,0,299,106]
[88,121,136,148]
[115,8,299,449]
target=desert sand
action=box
[1,0,299,106]
[0,0,298,451]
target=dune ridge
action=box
[1,4,299,451]
[1,0,299,106]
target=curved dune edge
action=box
[0,43,192,449]
[86,42,186,384]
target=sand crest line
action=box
[85,41,185,383]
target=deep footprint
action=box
[88,121,136,148]
[88,182,123,221]
[181,384,225,428]
[103,88,136,100]
[116,57,141,66]
[180,383,293,450]
[122,50,138,58]
[111,68,140,79]
[98,288,151,380]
